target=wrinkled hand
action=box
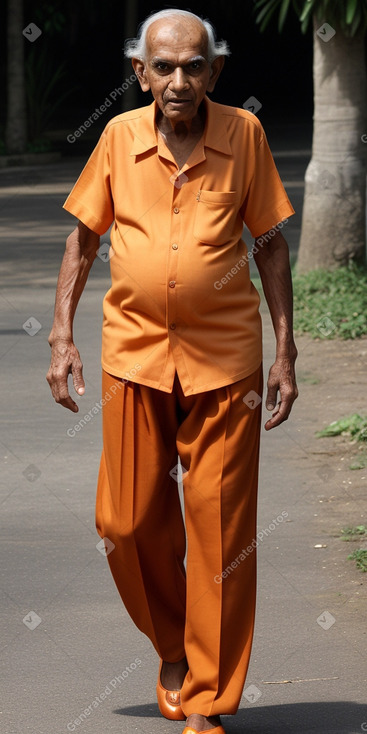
[46,338,85,412]
[264,355,298,430]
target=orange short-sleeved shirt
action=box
[64,96,294,395]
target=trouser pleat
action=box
[96,371,187,661]
[96,366,262,714]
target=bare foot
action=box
[186,713,221,731]
[160,657,188,690]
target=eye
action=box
[153,61,171,72]
[186,60,205,73]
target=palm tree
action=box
[254,0,367,272]
[5,0,27,153]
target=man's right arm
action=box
[46,221,100,412]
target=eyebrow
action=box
[150,55,207,65]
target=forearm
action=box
[253,230,298,429]
[48,222,100,344]
[254,231,297,359]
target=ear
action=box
[206,56,225,93]
[132,58,151,92]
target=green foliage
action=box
[340,525,367,540]
[292,264,367,339]
[347,548,367,571]
[26,138,53,153]
[28,0,67,35]
[315,414,367,441]
[254,0,367,35]
[349,454,367,470]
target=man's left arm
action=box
[253,229,298,430]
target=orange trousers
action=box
[96,366,263,717]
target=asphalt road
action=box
[1,141,366,734]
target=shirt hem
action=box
[101,357,263,396]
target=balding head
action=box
[125,9,230,62]
[146,14,209,59]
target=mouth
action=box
[167,99,192,105]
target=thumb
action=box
[72,363,85,396]
[266,384,278,411]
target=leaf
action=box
[255,0,282,27]
[350,6,363,35]
[346,0,358,25]
[278,0,292,30]
[299,0,316,23]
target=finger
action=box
[58,395,80,413]
[266,383,278,411]
[48,373,79,413]
[72,362,85,396]
[264,399,292,431]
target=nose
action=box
[169,67,189,93]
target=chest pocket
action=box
[193,190,239,246]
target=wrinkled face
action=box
[133,17,223,122]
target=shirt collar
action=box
[129,96,232,157]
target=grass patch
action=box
[297,373,320,385]
[350,454,367,470]
[347,549,367,572]
[292,264,367,339]
[316,414,367,442]
[340,525,367,541]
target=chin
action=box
[164,105,197,121]
[167,111,194,121]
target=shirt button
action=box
[169,323,176,330]
[169,281,176,288]
[172,243,178,250]
[173,207,179,214]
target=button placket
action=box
[167,178,182,334]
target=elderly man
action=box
[47,8,298,734]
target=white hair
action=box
[124,8,230,63]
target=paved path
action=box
[0,152,366,734]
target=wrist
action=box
[48,331,73,347]
[275,341,298,361]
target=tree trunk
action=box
[122,0,139,112]
[5,0,27,153]
[296,16,367,273]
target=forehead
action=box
[145,17,208,59]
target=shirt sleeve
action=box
[240,125,295,239]
[63,130,114,235]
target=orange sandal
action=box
[156,659,185,721]
[182,727,225,734]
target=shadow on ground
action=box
[114,700,366,733]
